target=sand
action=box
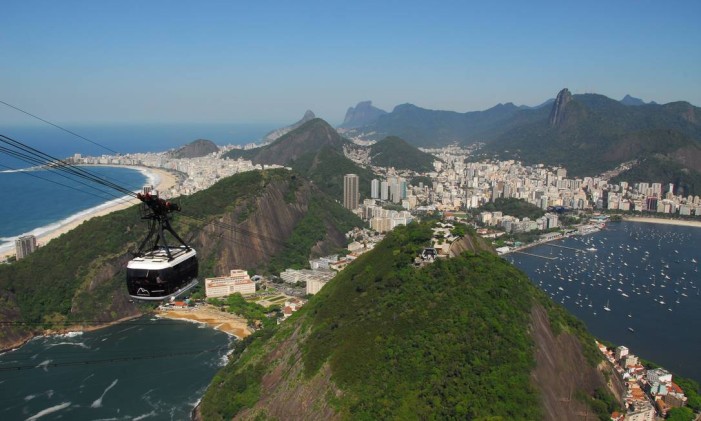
[0,166,177,262]
[157,304,252,338]
[622,216,701,228]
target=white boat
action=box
[603,300,611,312]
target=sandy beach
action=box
[157,304,251,339]
[622,216,701,228]
[0,165,177,262]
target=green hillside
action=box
[0,169,361,340]
[199,222,605,420]
[369,136,436,172]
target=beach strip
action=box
[622,216,701,228]
[0,166,177,262]
[157,305,251,339]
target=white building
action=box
[205,269,256,298]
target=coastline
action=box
[157,304,252,339]
[0,165,177,262]
[622,215,701,228]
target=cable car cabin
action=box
[126,246,198,301]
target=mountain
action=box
[480,89,701,190]
[352,102,522,147]
[620,94,648,106]
[261,110,316,143]
[338,100,387,129]
[169,139,219,159]
[197,223,616,420]
[369,136,436,172]
[225,118,375,199]
[0,169,362,349]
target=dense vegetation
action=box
[201,223,573,419]
[266,194,363,274]
[473,197,546,221]
[0,168,359,334]
[368,136,436,172]
[290,145,374,199]
[303,223,542,419]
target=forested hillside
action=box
[198,223,611,420]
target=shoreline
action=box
[621,215,701,228]
[157,304,252,339]
[0,165,177,262]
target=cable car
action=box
[126,188,198,301]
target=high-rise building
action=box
[343,174,359,210]
[371,179,380,199]
[15,235,37,260]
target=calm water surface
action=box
[507,221,701,384]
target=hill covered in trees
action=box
[0,169,362,349]
[198,223,614,420]
[369,136,436,172]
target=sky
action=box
[1,0,700,126]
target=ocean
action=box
[506,221,701,384]
[0,317,232,420]
[0,122,277,253]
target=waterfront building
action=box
[205,269,255,298]
[343,174,359,210]
[15,235,37,260]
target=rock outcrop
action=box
[548,88,572,128]
[339,100,387,129]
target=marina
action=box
[507,221,701,384]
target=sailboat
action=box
[603,299,611,312]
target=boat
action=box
[603,300,611,312]
[628,327,635,333]
[587,247,597,252]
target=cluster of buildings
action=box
[70,149,276,197]
[598,342,688,420]
[604,181,701,216]
[478,211,560,234]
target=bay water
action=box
[506,221,701,384]
[0,317,232,420]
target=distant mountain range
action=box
[341,91,701,193]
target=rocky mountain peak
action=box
[549,88,572,128]
[262,110,317,143]
[339,100,388,129]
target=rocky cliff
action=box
[339,100,387,129]
[548,88,573,128]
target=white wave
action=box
[24,401,71,421]
[47,341,89,349]
[132,411,157,420]
[90,378,119,408]
[46,390,53,398]
[57,331,83,338]
[36,360,51,372]
[24,394,36,401]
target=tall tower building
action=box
[15,235,37,260]
[343,174,359,210]
[371,179,380,199]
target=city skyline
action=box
[2,1,700,126]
